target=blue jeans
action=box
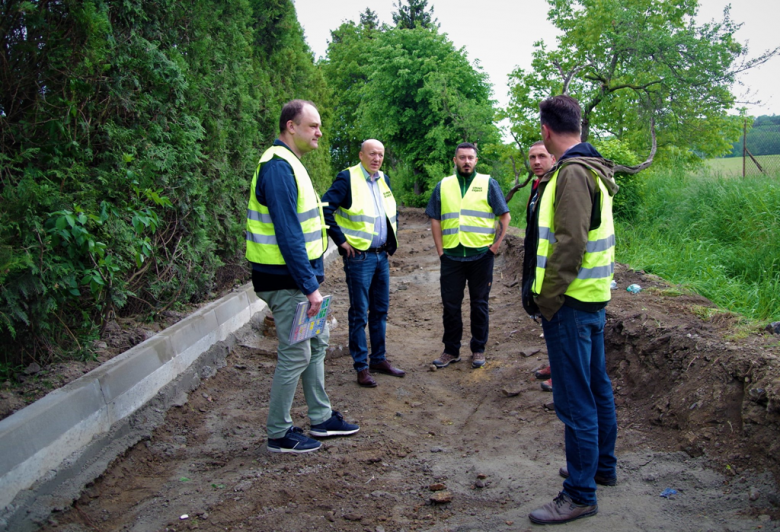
[343,250,390,372]
[542,305,617,506]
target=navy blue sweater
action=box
[321,168,398,256]
[249,140,324,295]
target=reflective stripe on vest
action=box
[245,146,327,265]
[333,165,398,250]
[440,174,495,248]
[531,166,615,303]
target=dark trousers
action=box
[439,251,494,356]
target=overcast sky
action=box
[293,0,780,116]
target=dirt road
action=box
[41,209,780,531]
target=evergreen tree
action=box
[392,0,439,30]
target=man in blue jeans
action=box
[523,95,619,524]
[322,139,405,387]
[247,100,359,453]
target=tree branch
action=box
[505,172,535,204]
[613,116,657,174]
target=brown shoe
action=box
[369,360,405,377]
[357,369,377,387]
[559,466,617,486]
[529,492,598,525]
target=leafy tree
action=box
[360,8,381,31]
[727,115,780,157]
[392,0,439,30]
[505,0,780,168]
[323,20,498,201]
[0,0,331,366]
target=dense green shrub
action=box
[0,0,331,366]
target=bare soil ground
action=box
[27,209,780,531]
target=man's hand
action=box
[306,289,324,318]
[340,241,357,258]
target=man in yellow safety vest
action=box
[524,95,619,525]
[246,100,359,454]
[524,141,556,393]
[426,142,511,370]
[322,139,405,387]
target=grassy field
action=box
[704,154,780,177]
[616,167,780,322]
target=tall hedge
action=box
[0,0,332,366]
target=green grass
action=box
[507,185,534,232]
[704,155,780,177]
[617,167,780,322]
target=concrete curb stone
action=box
[0,240,338,530]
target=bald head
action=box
[359,139,385,174]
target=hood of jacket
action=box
[545,143,619,197]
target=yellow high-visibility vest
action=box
[440,174,495,248]
[532,165,615,302]
[333,165,398,250]
[245,146,327,265]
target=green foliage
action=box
[505,0,777,166]
[617,167,780,321]
[727,115,780,157]
[392,0,439,29]
[0,0,330,366]
[591,138,645,220]
[323,16,500,201]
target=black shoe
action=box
[559,466,617,486]
[267,427,321,454]
[310,411,360,437]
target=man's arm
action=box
[321,170,357,257]
[261,159,320,296]
[430,219,444,256]
[487,178,511,254]
[425,182,443,256]
[537,165,594,314]
[489,212,511,254]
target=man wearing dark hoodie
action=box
[523,95,619,525]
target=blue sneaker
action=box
[267,426,322,454]
[309,411,360,437]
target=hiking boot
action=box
[432,352,461,368]
[541,378,553,392]
[534,365,551,379]
[309,411,360,437]
[529,492,598,525]
[559,466,617,486]
[471,352,486,368]
[267,427,321,454]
